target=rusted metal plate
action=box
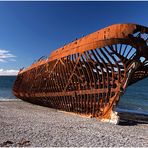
[13,23,148,124]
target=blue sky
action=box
[0,1,148,75]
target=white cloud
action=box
[0,69,19,76]
[0,59,5,62]
[0,49,16,62]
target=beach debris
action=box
[13,23,148,124]
[0,139,31,147]
[17,138,30,147]
[0,140,13,147]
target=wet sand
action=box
[0,100,148,147]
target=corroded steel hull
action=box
[13,24,148,124]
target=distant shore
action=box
[0,100,148,147]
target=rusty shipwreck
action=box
[13,23,148,124]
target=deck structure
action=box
[13,24,148,124]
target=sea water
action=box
[0,76,17,100]
[0,76,148,115]
[116,78,148,115]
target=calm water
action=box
[0,76,17,100]
[0,76,148,115]
[117,78,148,115]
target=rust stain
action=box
[13,23,148,123]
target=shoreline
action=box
[1,99,148,122]
[0,100,148,147]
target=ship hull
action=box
[13,24,148,123]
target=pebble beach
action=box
[0,100,148,147]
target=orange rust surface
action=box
[13,23,148,122]
[18,24,140,74]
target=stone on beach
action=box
[0,100,148,147]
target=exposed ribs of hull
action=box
[13,24,148,123]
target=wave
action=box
[0,98,19,101]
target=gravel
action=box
[0,100,148,147]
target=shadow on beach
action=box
[118,112,148,126]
